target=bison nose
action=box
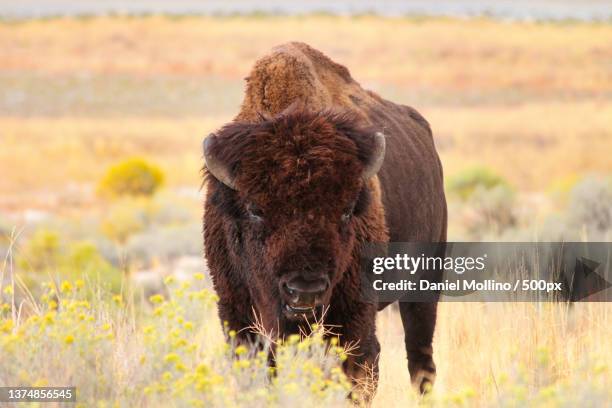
[281,277,330,307]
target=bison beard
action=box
[203,42,447,400]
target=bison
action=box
[203,42,447,397]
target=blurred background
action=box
[2,1,611,285]
[0,0,612,278]
[0,2,611,406]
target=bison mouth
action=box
[282,304,324,321]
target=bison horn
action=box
[362,132,386,180]
[203,133,237,190]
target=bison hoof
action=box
[409,360,436,394]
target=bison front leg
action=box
[399,301,438,394]
[343,334,380,403]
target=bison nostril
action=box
[284,277,329,299]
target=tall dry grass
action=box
[375,302,611,406]
[2,267,609,406]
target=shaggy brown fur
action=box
[204,42,447,398]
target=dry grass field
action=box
[376,302,610,406]
[1,16,612,200]
[1,15,611,407]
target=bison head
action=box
[204,110,385,328]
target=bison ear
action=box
[362,132,386,180]
[203,133,237,190]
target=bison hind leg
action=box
[399,301,438,394]
[408,348,436,394]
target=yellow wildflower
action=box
[149,294,164,304]
[43,312,55,324]
[164,353,180,364]
[594,363,608,374]
[32,378,49,387]
[235,345,248,356]
[60,281,73,293]
[173,338,188,348]
[196,364,209,375]
[233,360,251,370]
[1,319,14,333]
[284,382,299,395]
[78,300,91,309]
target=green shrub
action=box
[447,166,511,200]
[16,229,123,294]
[100,197,153,243]
[17,229,62,271]
[100,193,200,246]
[126,224,202,267]
[567,176,612,234]
[98,157,164,198]
[466,184,517,238]
[62,242,124,293]
[547,173,581,204]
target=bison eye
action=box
[246,202,264,221]
[341,206,354,223]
